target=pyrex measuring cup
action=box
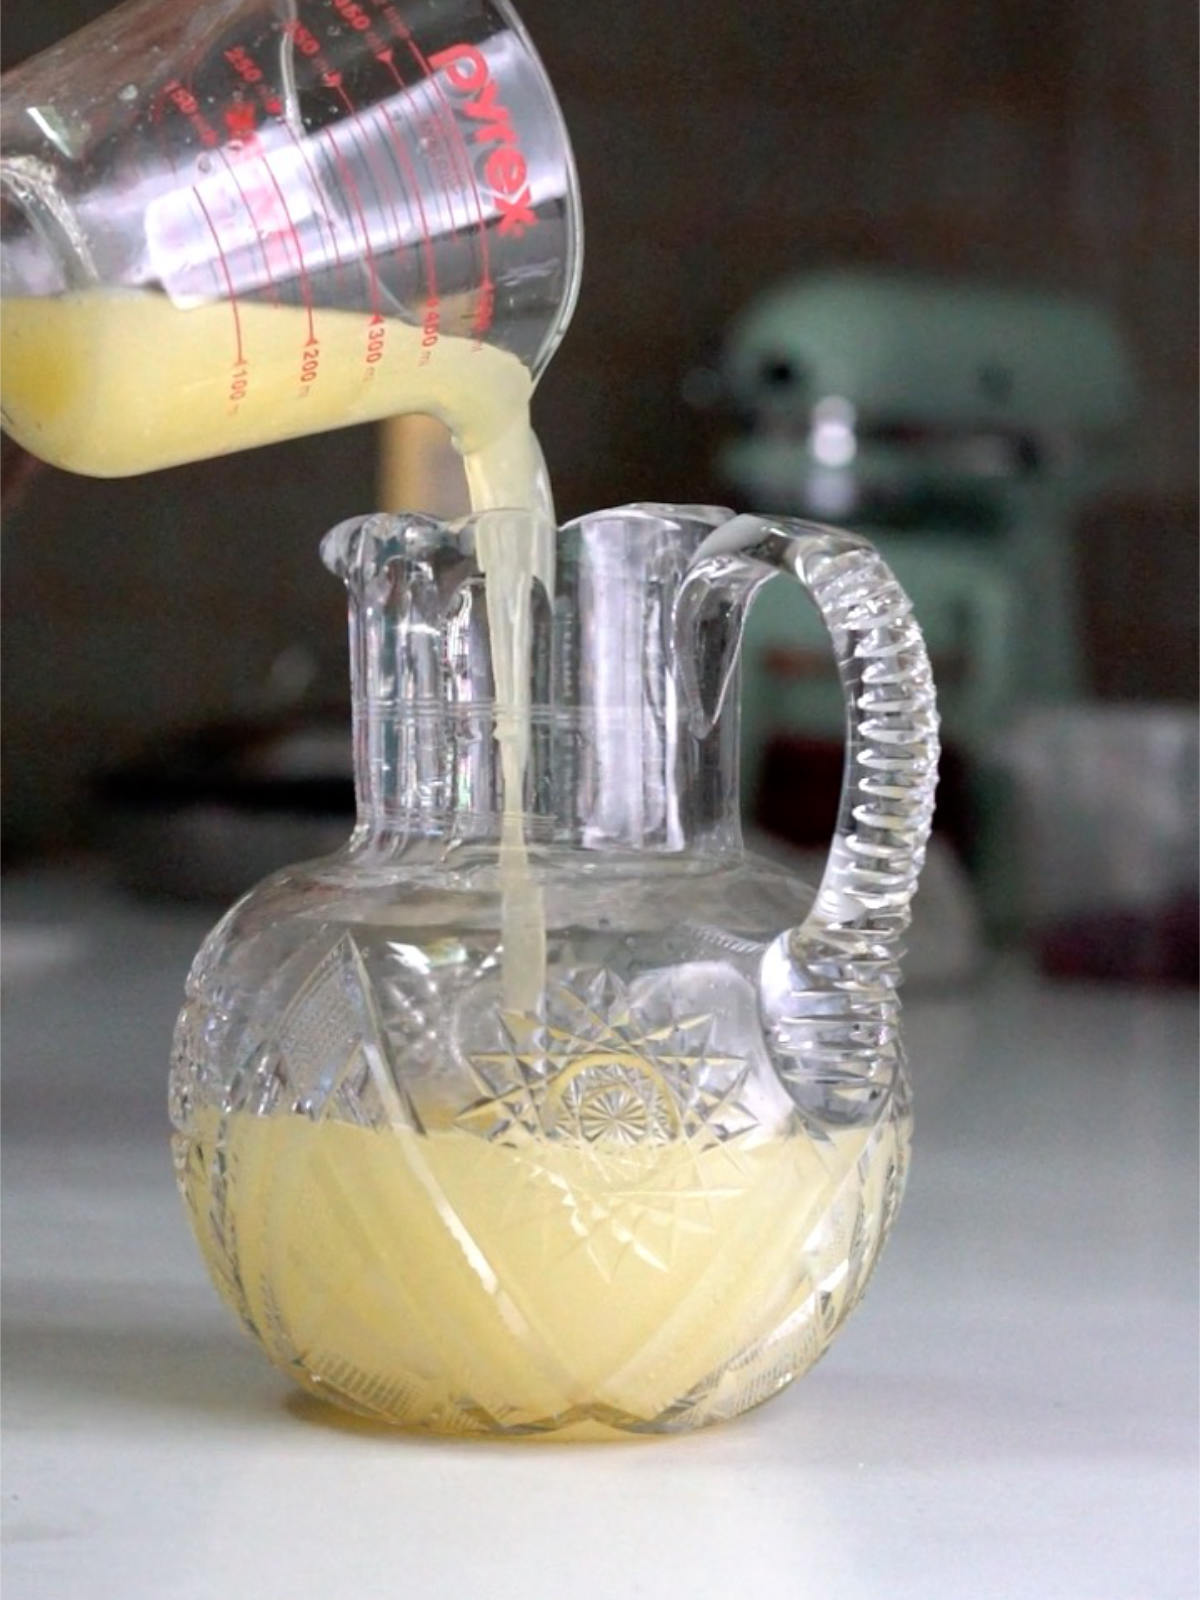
[0,0,581,476]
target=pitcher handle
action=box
[678,514,940,1121]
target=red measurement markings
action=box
[214,49,314,341]
[188,58,288,304]
[418,294,440,359]
[190,184,247,407]
[362,1,408,54]
[401,36,498,339]
[367,30,460,246]
[223,100,259,142]
[300,10,442,366]
[293,128,349,299]
[162,80,219,149]
[231,37,346,297]
[358,104,442,367]
[225,45,262,88]
[365,317,386,366]
[220,43,285,136]
[366,0,410,37]
[147,83,184,184]
[412,115,461,244]
[284,17,356,114]
[327,0,416,156]
[344,92,420,274]
[362,5,496,341]
[312,7,444,294]
[330,0,372,31]
[363,3,490,284]
[352,0,464,246]
[317,123,390,372]
[218,150,285,303]
[473,277,495,341]
[224,41,284,116]
[218,66,321,362]
[259,158,322,382]
[145,78,218,314]
[285,16,321,56]
[317,123,379,314]
[367,104,441,362]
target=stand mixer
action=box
[716,271,1134,922]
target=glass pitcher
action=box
[170,503,939,1439]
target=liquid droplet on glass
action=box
[118,83,138,102]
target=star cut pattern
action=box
[453,967,761,1279]
[457,966,756,1150]
[173,930,913,1427]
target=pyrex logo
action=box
[429,44,538,237]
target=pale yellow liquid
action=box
[1,288,549,1003]
[177,1105,899,1436]
[10,295,906,1437]
[0,288,537,490]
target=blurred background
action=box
[4,6,1197,1573]
[2,0,1197,980]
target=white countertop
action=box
[3,874,1197,1600]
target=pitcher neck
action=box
[326,509,747,856]
[349,699,745,855]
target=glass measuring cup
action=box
[0,0,581,476]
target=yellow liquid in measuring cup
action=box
[177,1105,896,1435]
[0,288,537,491]
[1,287,550,1005]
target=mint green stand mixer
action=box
[715,272,1135,927]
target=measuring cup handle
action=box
[680,514,940,1121]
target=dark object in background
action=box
[750,732,984,988]
[1075,495,1200,703]
[1,437,40,508]
[754,734,973,865]
[1039,896,1199,988]
[1004,704,1199,986]
[3,0,1196,861]
[94,715,353,903]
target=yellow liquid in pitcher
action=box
[12,293,899,1435]
[177,1105,897,1436]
